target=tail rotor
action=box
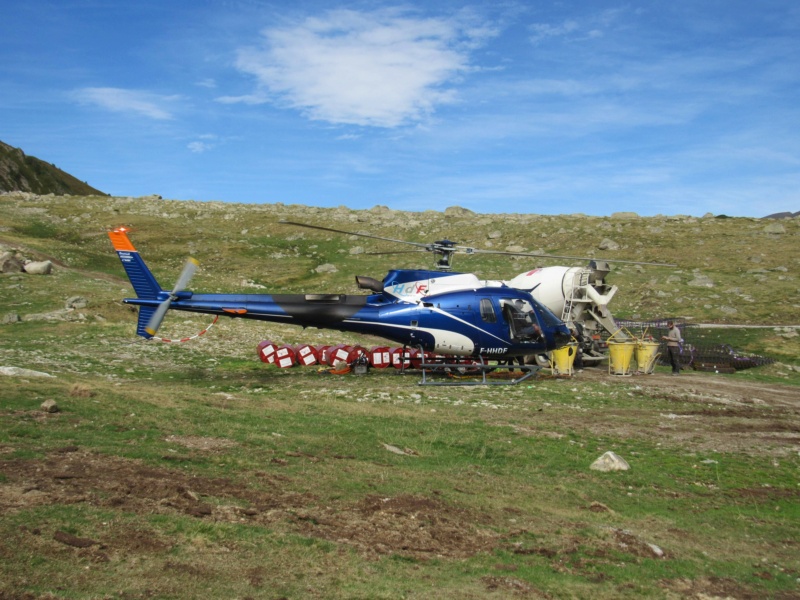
[145,257,199,337]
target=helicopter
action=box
[275,221,675,364]
[108,226,573,369]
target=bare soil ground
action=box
[584,369,800,456]
[0,446,499,562]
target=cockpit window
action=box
[479,298,497,323]
[536,302,563,329]
[502,298,542,341]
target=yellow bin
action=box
[608,341,635,376]
[550,343,577,376]
[635,341,660,374]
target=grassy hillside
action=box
[2,192,798,325]
[0,141,106,196]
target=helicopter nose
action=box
[553,325,572,348]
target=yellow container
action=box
[635,341,660,374]
[608,341,635,376]
[550,343,577,376]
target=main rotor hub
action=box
[429,240,457,271]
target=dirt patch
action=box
[0,448,500,561]
[567,369,800,456]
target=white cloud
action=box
[529,20,579,44]
[72,87,176,120]
[222,8,495,127]
[188,141,213,153]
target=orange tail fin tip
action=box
[108,227,137,252]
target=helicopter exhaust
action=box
[355,275,384,293]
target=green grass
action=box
[2,358,799,598]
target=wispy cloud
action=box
[187,134,218,153]
[529,20,579,45]
[72,87,177,120]
[219,8,496,127]
[188,141,212,153]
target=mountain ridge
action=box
[0,140,106,197]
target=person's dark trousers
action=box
[668,346,681,374]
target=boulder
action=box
[0,366,55,378]
[688,274,714,288]
[24,260,53,275]
[41,399,60,413]
[444,206,475,217]
[1,252,24,273]
[315,263,338,274]
[598,238,620,251]
[65,296,88,309]
[590,451,630,472]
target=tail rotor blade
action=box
[145,299,172,337]
[172,257,199,294]
[145,257,199,337]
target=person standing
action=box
[662,321,683,375]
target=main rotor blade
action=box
[279,221,431,250]
[468,248,676,267]
[279,220,675,267]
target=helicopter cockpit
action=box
[501,298,543,342]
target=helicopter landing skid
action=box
[416,354,541,386]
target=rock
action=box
[598,239,620,251]
[590,451,630,472]
[314,263,338,274]
[0,366,55,378]
[41,399,59,413]
[381,443,417,456]
[2,313,20,324]
[763,223,786,234]
[0,252,24,273]
[23,260,53,275]
[688,274,714,288]
[488,231,502,239]
[647,542,665,558]
[65,296,88,309]
[611,212,639,219]
[444,206,475,217]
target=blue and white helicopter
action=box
[109,222,663,383]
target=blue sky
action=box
[2,1,798,217]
